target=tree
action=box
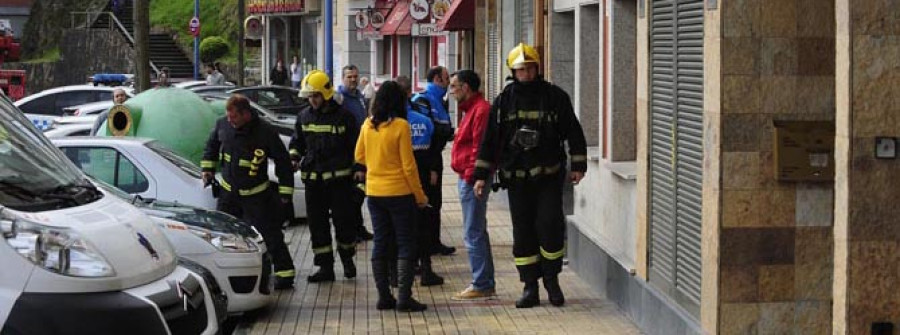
[199,36,229,63]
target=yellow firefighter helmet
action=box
[299,70,334,100]
[506,43,540,70]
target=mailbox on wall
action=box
[773,120,835,182]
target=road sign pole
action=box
[193,0,200,80]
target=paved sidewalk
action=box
[236,170,641,335]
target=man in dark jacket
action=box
[473,43,588,308]
[201,94,297,289]
[290,70,361,282]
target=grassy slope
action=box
[149,0,239,62]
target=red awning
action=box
[437,0,474,31]
[381,0,413,36]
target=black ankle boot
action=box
[389,260,398,288]
[515,281,540,308]
[419,257,444,286]
[543,275,565,306]
[396,259,427,312]
[372,259,396,310]
[307,266,335,283]
[339,251,357,279]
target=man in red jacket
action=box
[449,70,496,300]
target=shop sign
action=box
[412,23,446,37]
[432,0,451,20]
[355,7,387,41]
[248,0,304,14]
[409,0,430,21]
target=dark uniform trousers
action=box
[305,177,358,266]
[506,171,567,283]
[424,157,443,252]
[217,187,295,276]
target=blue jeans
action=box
[458,178,495,291]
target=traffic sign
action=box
[189,17,201,37]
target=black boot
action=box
[389,259,398,288]
[515,281,540,308]
[307,264,335,283]
[372,259,396,310]
[543,275,565,307]
[339,249,357,279]
[396,259,427,312]
[419,257,444,286]
[274,274,295,290]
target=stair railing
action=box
[70,11,160,75]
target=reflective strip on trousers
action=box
[278,186,293,195]
[200,160,215,168]
[313,245,333,254]
[301,168,352,180]
[217,178,269,196]
[275,269,296,278]
[338,242,357,250]
[515,255,540,266]
[540,246,566,261]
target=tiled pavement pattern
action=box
[235,169,641,335]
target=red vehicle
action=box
[0,22,24,101]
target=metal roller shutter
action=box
[649,0,703,316]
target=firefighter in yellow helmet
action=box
[289,70,362,282]
[473,43,588,308]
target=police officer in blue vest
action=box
[411,66,456,256]
[397,75,446,286]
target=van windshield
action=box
[0,96,100,211]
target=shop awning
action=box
[437,0,474,31]
[381,0,413,36]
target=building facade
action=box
[538,0,899,334]
[249,0,322,85]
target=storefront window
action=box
[416,37,429,81]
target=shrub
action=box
[199,36,229,63]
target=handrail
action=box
[70,11,160,75]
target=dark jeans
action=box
[368,195,419,261]
[217,188,295,273]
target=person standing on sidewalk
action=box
[290,55,303,88]
[449,70,496,300]
[355,81,428,312]
[202,94,297,289]
[336,64,375,243]
[396,75,445,287]
[290,70,360,282]
[474,43,588,308]
[411,66,456,256]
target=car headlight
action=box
[187,226,259,253]
[1,218,116,277]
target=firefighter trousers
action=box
[506,171,567,283]
[217,187,295,277]
[304,177,358,267]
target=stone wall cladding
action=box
[718,0,834,332]
[843,1,900,333]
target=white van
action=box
[0,92,218,334]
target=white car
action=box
[14,85,133,130]
[0,91,220,334]
[42,115,96,138]
[51,136,308,220]
[94,179,274,313]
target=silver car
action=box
[50,137,307,219]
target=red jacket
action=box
[451,92,491,183]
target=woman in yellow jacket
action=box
[355,80,428,312]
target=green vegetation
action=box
[22,47,60,64]
[149,0,240,62]
[200,36,229,63]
